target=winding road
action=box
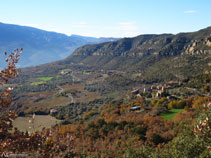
[57,85,75,104]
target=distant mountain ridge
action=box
[0,22,118,68]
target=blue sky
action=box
[0,0,210,37]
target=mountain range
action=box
[53,26,211,81]
[0,22,118,68]
[2,23,210,82]
[64,26,211,62]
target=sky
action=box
[0,0,210,38]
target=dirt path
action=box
[57,85,75,104]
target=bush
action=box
[176,100,186,109]
[117,121,128,130]
[18,111,25,117]
[83,110,98,119]
[166,132,207,158]
[168,100,186,109]
[123,146,158,158]
[151,134,165,145]
[96,119,106,126]
[64,151,77,158]
[130,126,146,140]
[106,121,118,131]
[154,97,168,108]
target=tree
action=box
[168,100,177,109]
[194,102,211,154]
[0,48,22,107]
[0,49,22,140]
[168,99,186,109]
[0,49,65,157]
[176,100,186,109]
[202,84,210,93]
[154,97,168,108]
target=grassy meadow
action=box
[160,109,184,120]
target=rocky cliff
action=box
[71,27,211,58]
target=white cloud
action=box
[184,10,197,14]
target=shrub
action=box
[83,110,98,119]
[176,100,186,109]
[151,134,165,145]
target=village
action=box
[128,79,206,116]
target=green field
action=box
[83,72,91,75]
[37,77,53,81]
[60,68,72,72]
[160,109,184,120]
[56,75,61,78]
[31,77,53,85]
[31,81,45,86]
[132,73,141,78]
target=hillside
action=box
[56,26,211,81]
[69,26,211,58]
[0,22,118,68]
[4,26,209,121]
[1,26,211,158]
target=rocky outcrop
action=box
[205,37,211,46]
[184,37,211,55]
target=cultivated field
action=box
[13,115,62,132]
